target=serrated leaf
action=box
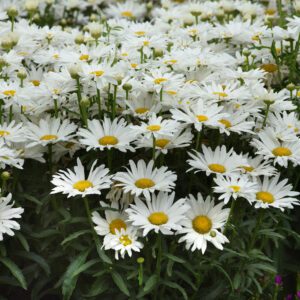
[111,271,130,296]
[0,257,27,290]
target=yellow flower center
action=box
[135,31,146,36]
[164,59,177,65]
[109,218,127,234]
[148,212,169,225]
[73,180,93,192]
[219,119,232,128]
[230,185,241,192]
[265,8,276,15]
[135,107,149,114]
[79,54,90,61]
[121,11,133,18]
[31,80,40,86]
[147,125,161,132]
[272,147,292,157]
[119,235,132,246]
[256,191,274,203]
[98,135,118,146]
[213,91,228,98]
[90,70,104,77]
[261,63,278,73]
[135,178,155,189]
[154,77,167,84]
[197,115,208,122]
[208,163,226,173]
[3,90,16,97]
[192,215,212,234]
[0,130,10,137]
[143,40,150,46]
[53,54,59,59]
[40,134,58,141]
[131,63,138,68]
[166,90,177,95]
[240,165,254,172]
[155,138,170,148]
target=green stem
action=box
[249,209,264,250]
[262,103,271,128]
[107,149,113,170]
[96,88,102,119]
[54,98,58,118]
[154,233,162,300]
[223,199,237,236]
[112,85,117,120]
[152,134,156,162]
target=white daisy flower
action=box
[178,194,230,254]
[92,201,128,236]
[131,114,180,139]
[103,227,144,260]
[78,118,137,152]
[51,158,112,198]
[213,174,258,204]
[25,116,77,147]
[187,145,247,176]
[0,141,24,169]
[0,193,24,241]
[114,160,177,201]
[126,192,189,236]
[251,127,300,167]
[253,175,300,211]
[0,121,26,144]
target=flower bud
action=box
[1,171,10,181]
[122,83,132,91]
[210,230,216,237]
[7,6,18,18]
[75,34,85,45]
[286,83,295,91]
[80,97,90,108]
[25,0,39,13]
[137,257,144,264]
[17,69,27,80]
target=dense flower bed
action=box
[0,0,300,299]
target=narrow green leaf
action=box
[61,229,91,246]
[162,280,188,300]
[15,233,30,252]
[111,271,130,296]
[164,253,186,264]
[143,274,158,293]
[0,257,27,290]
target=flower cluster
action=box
[0,0,300,298]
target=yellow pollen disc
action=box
[155,138,170,148]
[219,119,232,128]
[154,77,167,84]
[119,235,132,246]
[166,90,177,95]
[40,134,58,141]
[109,219,127,234]
[208,163,226,173]
[252,35,260,41]
[122,52,128,57]
[230,185,240,192]
[0,130,10,137]
[265,8,276,15]
[197,115,208,122]
[131,63,138,68]
[31,80,40,86]
[98,135,118,146]
[213,91,228,98]
[73,180,93,192]
[261,63,278,73]
[135,31,146,36]
[256,191,274,204]
[121,11,133,18]
[3,90,16,97]
[240,165,254,172]
[53,54,59,59]
[79,54,90,61]
[143,41,150,46]
[148,212,169,225]
[297,91,300,97]
[135,107,149,114]
[135,178,155,189]
[164,59,177,65]
[192,215,212,234]
[272,147,292,157]
[147,125,161,132]
[90,70,104,77]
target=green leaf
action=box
[62,250,89,300]
[73,259,100,277]
[15,233,30,252]
[61,229,91,246]
[143,274,158,293]
[83,278,108,298]
[162,280,188,300]
[164,253,186,264]
[95,238,112,264]
[0,257,27,290]
[111,271,130,297]
[15,251,50,276]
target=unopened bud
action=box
[17,69,27,80]
[80,97,90,108]
[75,34,85,45]
[7,6,18,18]
[210,230,216,237]
[122,83,132,91]
[137,257,144,264]
[286,83,295,91]
[1,171,10,181]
